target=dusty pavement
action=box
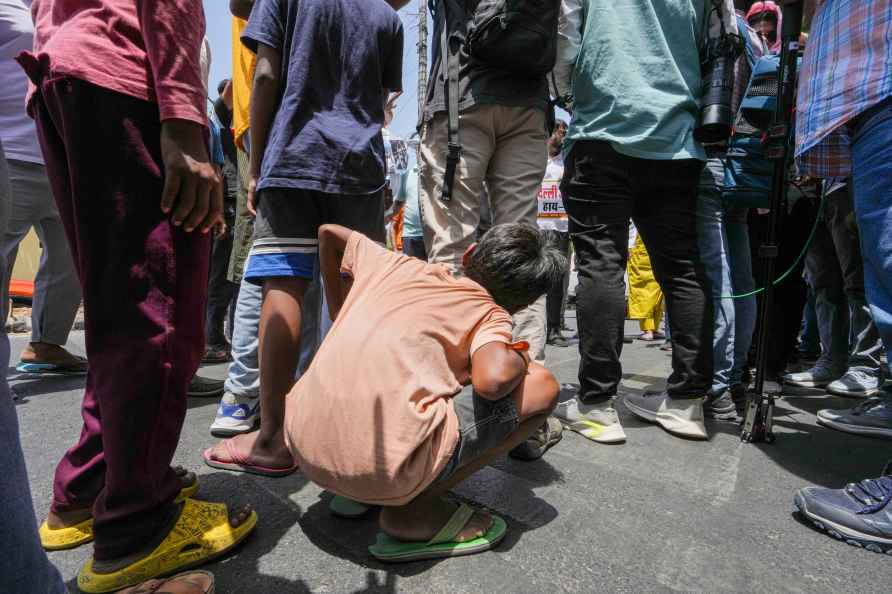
[11,313,892,593]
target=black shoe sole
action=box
[794,493,892,555]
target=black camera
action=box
[694,33,744,144]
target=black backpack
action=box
[437,0,561,202]
[466,0,561,77]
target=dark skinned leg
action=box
[379,364,559,543]
[208,277,309,470]
[46,467,197,529]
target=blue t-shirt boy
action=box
[243,0,404,195]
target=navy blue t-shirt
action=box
[243,0,404,195]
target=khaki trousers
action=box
[420,104,548,361]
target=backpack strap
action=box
[440,0,462,202]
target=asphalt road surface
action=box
[11,314,892,593]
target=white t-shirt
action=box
[537,154,567,232]
[0,0,41,165]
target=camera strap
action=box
[440,0,463,203]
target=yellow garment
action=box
[231,17,256,151]
[628,234,664,329]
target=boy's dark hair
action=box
[217,78,231,95]
[465,224,567,312]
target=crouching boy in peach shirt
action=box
[286,222,565,562]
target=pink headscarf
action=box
[746,1,783,54]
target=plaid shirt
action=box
[795,0,892,177]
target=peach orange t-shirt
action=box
[285,232,513,506]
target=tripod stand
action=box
[741,1,804,443]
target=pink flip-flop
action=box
[203,440,299,477]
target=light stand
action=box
[741,0,804,443]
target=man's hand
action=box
[160,120,224,233]
[247,175,259,217]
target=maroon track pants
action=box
[27,74,209,560]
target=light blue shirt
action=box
[556,0,707,161]
[401,167,423,239]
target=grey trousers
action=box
[3,159,81,346]
[805,185,883,374]
[0,146,67,594]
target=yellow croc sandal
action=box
[39,475,199,551]
[39,516,93,551]
[77,498,257,594]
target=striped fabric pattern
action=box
[249,237,319,256]
[795,0,892,177]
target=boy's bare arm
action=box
[318,224,354,321]
[471,342,529,401]
[247,42,282,214]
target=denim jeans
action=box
[562,140,712,401]
[223,264,329,398]
[850,97,892,361]
[0,141,67,594]
[696,159,757,394]
[805,185,882,375]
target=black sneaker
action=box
[546,329,569,348]
[704,390,738,421]
[509,417,563,461]
[188,374,225,397]
[794,461,892,554]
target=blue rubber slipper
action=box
[16,360,87,376]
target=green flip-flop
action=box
[329,494,373,518]
[368,503,507,563]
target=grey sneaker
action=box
[623,392,707,439]
[784,365,840,389]
[509,417,564,461]
[553,397,626,444]
[704,391,738,421]
[826,368,881,398]
[794,461,892,554]
[817,397,892,439]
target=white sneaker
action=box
[826,368,881,398]
[623,392,707,439]
[783,365,840,388]
[209,391,261,437]
[553,398,626,444]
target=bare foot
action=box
[20,342,87,370]
[92,502,253,574]
[379,498,493,543]
[207,431,294,470]
[46,506,92,529]
[46,467,196,529]
[116,570,214,594]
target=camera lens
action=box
[694,54,736,143]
